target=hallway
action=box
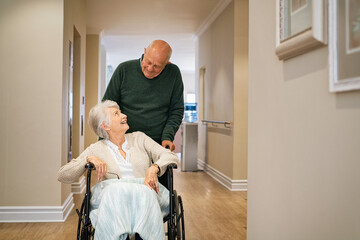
[0,170,247,240]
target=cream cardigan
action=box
[57,131,179,183]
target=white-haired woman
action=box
[57,100,179,240]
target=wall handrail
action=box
[201,120,232,128]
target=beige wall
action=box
[62,0,86,203]
[72,28,82,159]
[0,0,87,209]
[247,0,360,239]
[0,0,64,206]
[197,0,248,181]
[85,35,101,148]
[233,0,248,180]
[198,1,234,178]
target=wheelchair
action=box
[76,163,185,240]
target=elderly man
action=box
[102,40,184,151]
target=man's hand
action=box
[144,164,160,193]
[162,140,175,151]
[86,156,107,181]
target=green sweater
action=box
[102,57,184,143]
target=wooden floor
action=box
[0,169,247,240]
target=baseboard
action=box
[198,159,248,191]
[71,175,86,194]
[0,193,74,222]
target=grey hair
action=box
[88,100,119,139]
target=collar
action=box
[106,137,129,153]
[139,54,144,66]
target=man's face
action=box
[141,48,168,79]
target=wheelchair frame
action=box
[76,163,185,240]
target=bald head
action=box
[141,40,173,79]
[146,40,172,62]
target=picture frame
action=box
[329,0,360,92]
[276,0,328,60]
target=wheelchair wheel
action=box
[174,190,185,240]
[76,199,95,240]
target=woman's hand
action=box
[144,164,160,193]
[86,156,107,181]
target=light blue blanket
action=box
[90,178,169,240]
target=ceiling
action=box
[85,0,230,72]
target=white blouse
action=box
[105,138,135,178]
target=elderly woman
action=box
[57,100,179,240]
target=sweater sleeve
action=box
[57,145,95,183]
[140,132,179,176]
[161,67,184,142]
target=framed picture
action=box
[276,0,328,60]
[329,0,360,92]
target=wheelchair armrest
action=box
[158,163,178,192]
[166,163,178,170]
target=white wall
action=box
[247,0,360,239]
[181,71,196,102]
[99,44,107,101]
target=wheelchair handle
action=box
[85,162,95,170]
[167,163,178,170]
[82,162,94,230]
